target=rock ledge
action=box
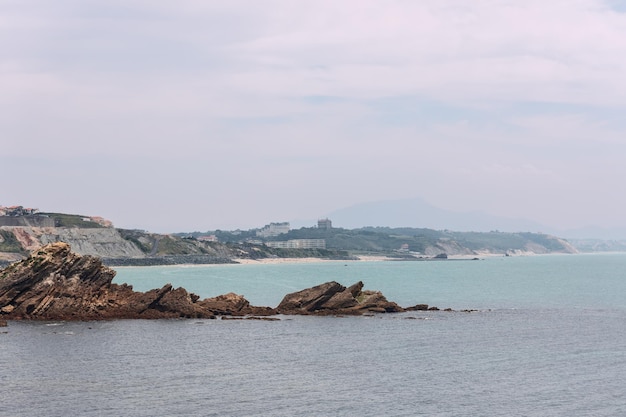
[0,243,435,321]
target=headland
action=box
[0,207,579,269]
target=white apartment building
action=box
[256,222,291,238]
[265,239,326,249]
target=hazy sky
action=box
[3,0,626,233]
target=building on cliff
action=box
[256,222,290,238]
[0,206,53,227]
[317,218,332,229]
[0,206,40,217]
[197,235,218,242]
[265,239,326,249]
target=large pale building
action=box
[265,239,326,249]
[317,218,332,229]
[256,222,290,238]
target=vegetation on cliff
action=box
[208,226,577,256]
[0,230,27,255]
[39,213,106,228]
[0,208,577,266]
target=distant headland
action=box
[0,205,580,268]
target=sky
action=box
[2,0,626,233]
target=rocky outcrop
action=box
[0,243,222,320]
[199,293,275,316]
[0,243,435,321]
[276,280,405,315]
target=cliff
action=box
[0,243,413,321]
[9,227,146,258]
[0,226,352,266]
[0,220,579,270]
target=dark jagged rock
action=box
[276,280,404,315]
[353,290,404,313]
[276,281,345,313]
[0,243,441,321]
[0,243,228,320]
[199,293,275,316]
[406,304,430,311]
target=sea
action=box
[1,253,625,416]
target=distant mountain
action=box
[323,198,550,233]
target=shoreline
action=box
[233,255,397,265]
[109,255,398,268]
[8,251,595,271]
[111,254,482,268]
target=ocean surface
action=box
[2,254,626,416]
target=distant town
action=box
[2,204,623,266]
[186,220,332,249]
[245,219,332,249]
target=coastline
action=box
[83,252,603,270]
[9,250,582,272]
[233,255,397,265]
[0,243,427,320]
[111,256,364,269]
[111,253,500,268]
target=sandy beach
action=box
[233,255,396,265]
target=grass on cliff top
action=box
[40,213,105,228]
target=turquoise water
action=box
[2,254,626,416]
[112,254,626,310]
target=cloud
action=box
[2,0,626,231]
